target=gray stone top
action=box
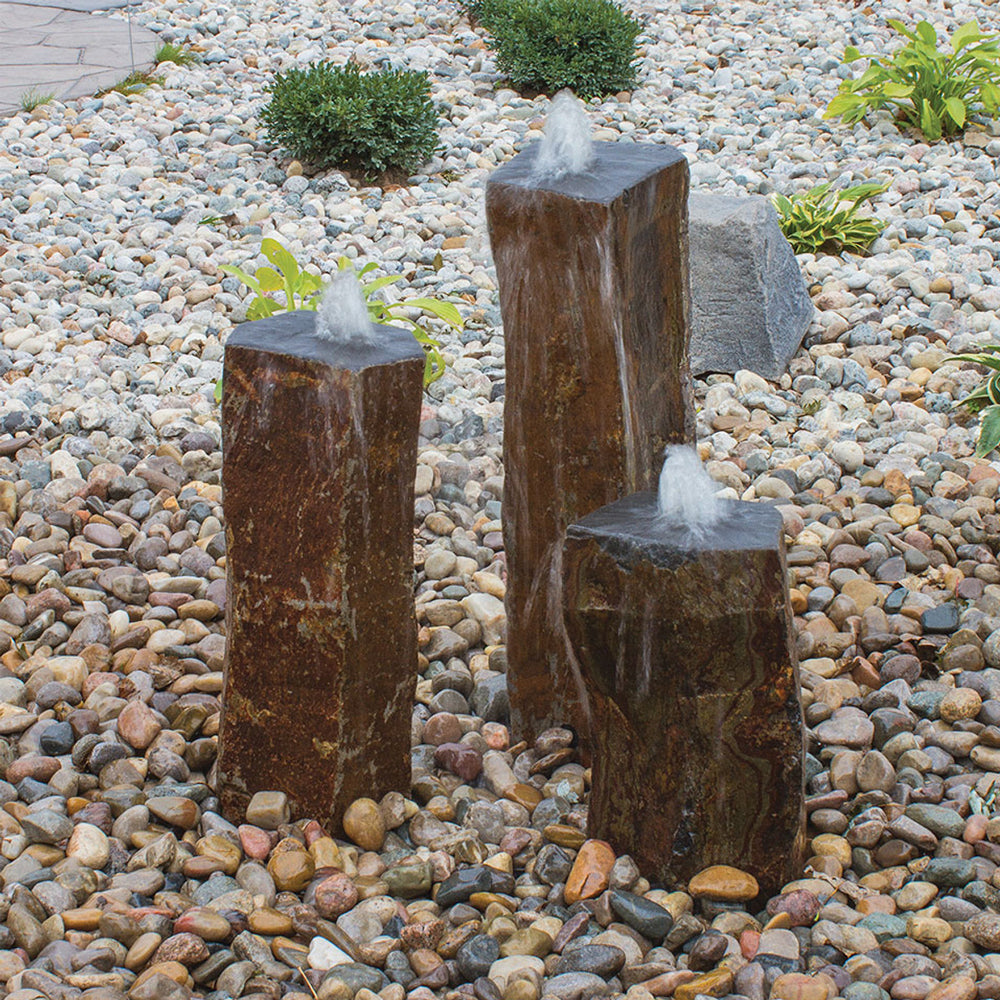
[227,310,425,372]
[487,141,686,205]
[567,490,783,567]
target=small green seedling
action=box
[19,88,54,112]
[96,70,163,97]
[155,42,199,66]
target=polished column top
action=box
[228,310,425,371]
[487,141,686,205]
[567,491,783,567]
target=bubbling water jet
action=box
[532,90,595,180]
[315,271,375,345]
[656,445,723,541]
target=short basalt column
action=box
[218,311,424,833]
[486,143,695,747]
[561,492,806,895]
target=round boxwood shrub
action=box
[469,0,641,98]
[260,62,439,176]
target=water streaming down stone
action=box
[486,109,694,749]
[561,479,806,895]
[218,304,424,833]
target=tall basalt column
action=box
[218,311,424,834]
[486,143,695,747]
[561,492,806,896]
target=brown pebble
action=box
[688,865,759,902]
[564,839,615,904]
[343,798,386,852]
[267,850,315,892]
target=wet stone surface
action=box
[486,141,694,749]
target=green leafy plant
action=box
[772,181,887,256]
[466,0,641,98]
[220,239,460,387]
[953,345,1000,457]
[19,88,54,112]
[221,239,323,319]
[155,42,199,66]
[825,20,1000,140]
[260,62,439,177]
[199,214,224,227]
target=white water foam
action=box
[315,270,375,345]
[532,90,595,180]
[657,445,724,540]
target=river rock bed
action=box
[3,0,1000,998]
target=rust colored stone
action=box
[561,491,806,896]
[486,142,694,748]
[563,838,615,904]
[675,969,734,1000]
[688,865,759,901]
[218,311,424,834]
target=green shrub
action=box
[467,0,641,99]
[825,19,1000,140]
[953,346,1000,457]
[459,0,491,22]
[772,181,887,256]
[260,62,439,176]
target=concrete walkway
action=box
[0,0,159,115]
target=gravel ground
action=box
[3,0,1000,999]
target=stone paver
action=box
[0,0,158,114]
[14,0,131,9]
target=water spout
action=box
[316,271,375,345]
[657,445,724,540]
[532,91,595,180]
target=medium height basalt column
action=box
[486,143,695,747]
[561,493,806,896]
[218,310,424,833]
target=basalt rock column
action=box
[486,143,694,747]
[561,492,806,896]
[218,310,424,833]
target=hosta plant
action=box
[825,19,1000,140]
[219,238,460,391]
[953,345,1000,457]
[772,181,887,256]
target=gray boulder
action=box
[688,193,814,379]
